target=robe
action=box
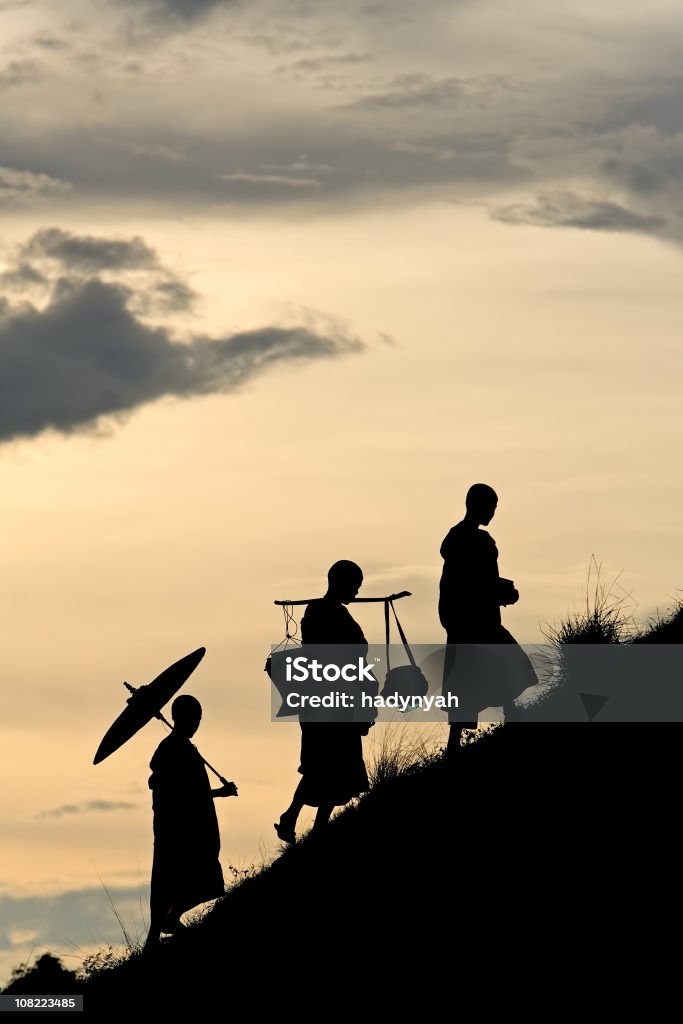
[148,732,224,925]
[439,520,537,720]
[296,596,371,807]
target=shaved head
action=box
[465,483,498,526]
[327,559,363,603]
[171,694,202,736]
[466,483,498,508]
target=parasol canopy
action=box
[93,647,206,765]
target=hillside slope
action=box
[6,598,682,1009]
[6,720,675,1011]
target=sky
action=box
[1,0,683,983]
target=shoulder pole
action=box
[274,591,412,607]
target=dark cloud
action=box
[490,191,666,234]
[0,166,71,205]
[601,157,665,197]
[0,262,48,291]
[0,120,526,208]
[37,800,137,820]
[217,171,321,189]
[1,1,678,246]
[22,229,159,274]
[0,229,364,444]
[115,0,237,22]
[148,276,197,313]
[341,73,513,111]
[0,59,44,90]
[344,73,465,110]
[599,132,683,200]
[154,0,232,14]
[0,885,149,955]
[32,33,69,51]
[276,52,371,75]
[613,78,683,136]
[6,228,196,314]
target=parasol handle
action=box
[124,682,232,786]
[152,709,230,784]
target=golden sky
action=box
[1,0,682,983]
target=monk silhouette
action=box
[145,695,237,949]
[439,484,537,758]
[274,560,372,843]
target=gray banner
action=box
[0,995,83,1011]
[267,643,683,722]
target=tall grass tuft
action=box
[367,723,443,789]
[635,596,683,643]
[542,556,636,645]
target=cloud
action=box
[0,167,71,206]
[0,228,364,444]
[0,59,44,90]
[115,0,238,23]
[0,121,527,206]
[217,172,321,189]
[22,228,160,274]
[0,262,48,291]
[36,800,137,820]
[342,73,506,111]
[0,886,149,956]
[2,228,196,314]
[152,0,232,14]
[275,52,371,76]
[260,160,335,172]
[490,191,666,234]
[598,123,683,199]
[2,0,682,247]
[32,33,70,51]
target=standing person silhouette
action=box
[274,560,372,843]
[144,695,237,950]
[439,484,536,760]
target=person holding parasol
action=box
[92,648,238,950]
[145,695,237,949]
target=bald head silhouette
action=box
[327,560,363,604]
[172,694,202,738]
[465,483,498,526]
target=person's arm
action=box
[211,781,238,798]
[497,578,519,606]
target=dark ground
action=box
[4,720,677,1013]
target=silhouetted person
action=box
[274,560,372,843]
[145,695,237,950]
[439,484,536,759]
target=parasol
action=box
[93,647,230,784]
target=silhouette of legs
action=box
[275,784,335,842]
[446,724,464,761]
[144,926,161,952]
[161,908,186,934]
[445,721,477,764]
[312,802,333,832]
[275,780,307,843]
[144,902,185,952]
